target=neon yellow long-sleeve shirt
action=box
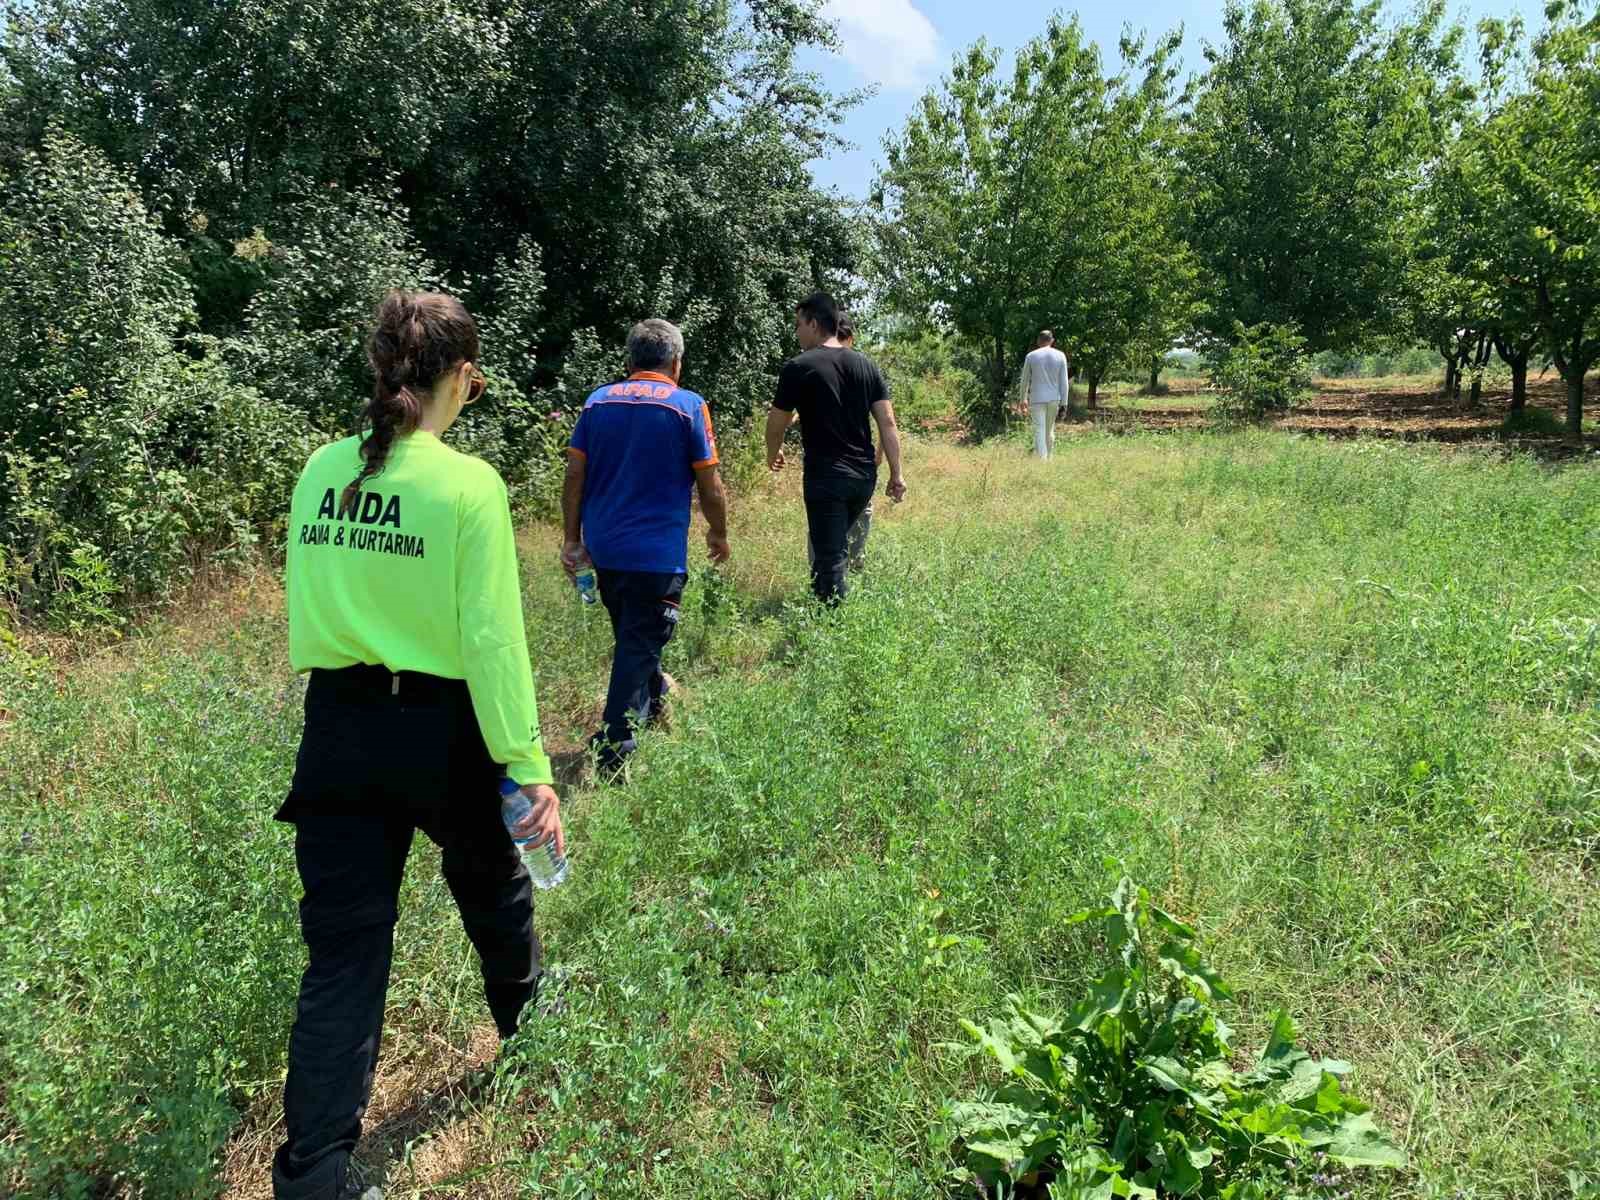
[285,431,554,787]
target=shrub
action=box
[944,878,1406,1198]
[1205,322,1313,422]
[876,332,972,429]
[224,185,441,433]
[0,132,311,623]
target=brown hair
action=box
[343,290,480,516]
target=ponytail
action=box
[344,289,481,515]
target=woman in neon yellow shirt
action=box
[273,290,562,1200]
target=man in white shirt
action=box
[1020,330,1070,459]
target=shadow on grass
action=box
[357,1062,494,1192]
[549,748,590,791]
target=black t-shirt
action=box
[774,346,888,480]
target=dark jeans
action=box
[596,568,687,751]
[804,473,876,602]
[271,666,540,1200]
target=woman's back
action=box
[287,430,509,681]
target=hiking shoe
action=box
[272,1149,381,1200]
[340,1161,382,1200]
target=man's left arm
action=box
[695,466,730,563]
[689,400,731,563]
[872,399,906,503]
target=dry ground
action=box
[1077,373,1600,458]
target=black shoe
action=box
[588,731,637,777]
[340,1161,382,1200]
[273,1149,381,1200]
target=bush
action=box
[0,132,312,624]
[1205,322,1313,422]
[224,185,441,433]
[875,332,972,429]
[1310,346,1439,378]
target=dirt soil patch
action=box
[1083,375,1600,459]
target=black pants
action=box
[596,568,686,751]
[804,473,877,603]
[271,666,539,1200]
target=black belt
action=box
[310,664,465,701]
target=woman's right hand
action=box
[512,783,564,855]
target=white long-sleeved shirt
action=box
[1021,346,1070,406]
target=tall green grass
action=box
[2,431,1597,1198]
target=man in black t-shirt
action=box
[767,291,907,602]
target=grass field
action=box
[3,427,1598,1199]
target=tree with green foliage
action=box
[872,18,1193,420]
[0,0,864,617]
[0,0,860,418]
[1408,16,1554,412]
[1181,0,1466,352]
[1058,29,1194,408]
[1468,1,1600,440]
[0,131,310,621]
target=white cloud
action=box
[821,0,941,93]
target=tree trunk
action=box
[1147,362,1160,393]
[1467,334,1491,407]
[1088,373,1100,409]
[1566,370,1585,444]
[1442,354,1457,400]
[1494,334,1529,411]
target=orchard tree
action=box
[1472,1,1600,440]
[872,18,1191,419]
[1054,30,1192,407]
[1182,0,1467,351]
[871,20,1107,419]
[0,0,484,225]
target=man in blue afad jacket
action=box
[562,319,731,774]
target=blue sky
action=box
[803,0,1540,198]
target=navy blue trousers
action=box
[596,568,687,748]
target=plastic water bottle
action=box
[573,566,598,605]
[499,778,568,889]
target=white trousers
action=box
[1030,401,1059,459]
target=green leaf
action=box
[1236,1102,1304,1137]
[1142,1057,1220,1113]
[1069,968,1134,1030]
[1164,1152,1205,1196]
[960,1018,1018,1073]
[1135,1100,1170,1148]
[1149,905,1197,942]
[1323,1111,1408,1169]
[1112,1115,1137,1164]
[1065,904,1118,927]
[946,1100,1044,1139]
[1157,939,1233,1000]
[1278,1056,1326,1104]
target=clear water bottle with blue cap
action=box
[499,778,568,889]
[573,566,598,605]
